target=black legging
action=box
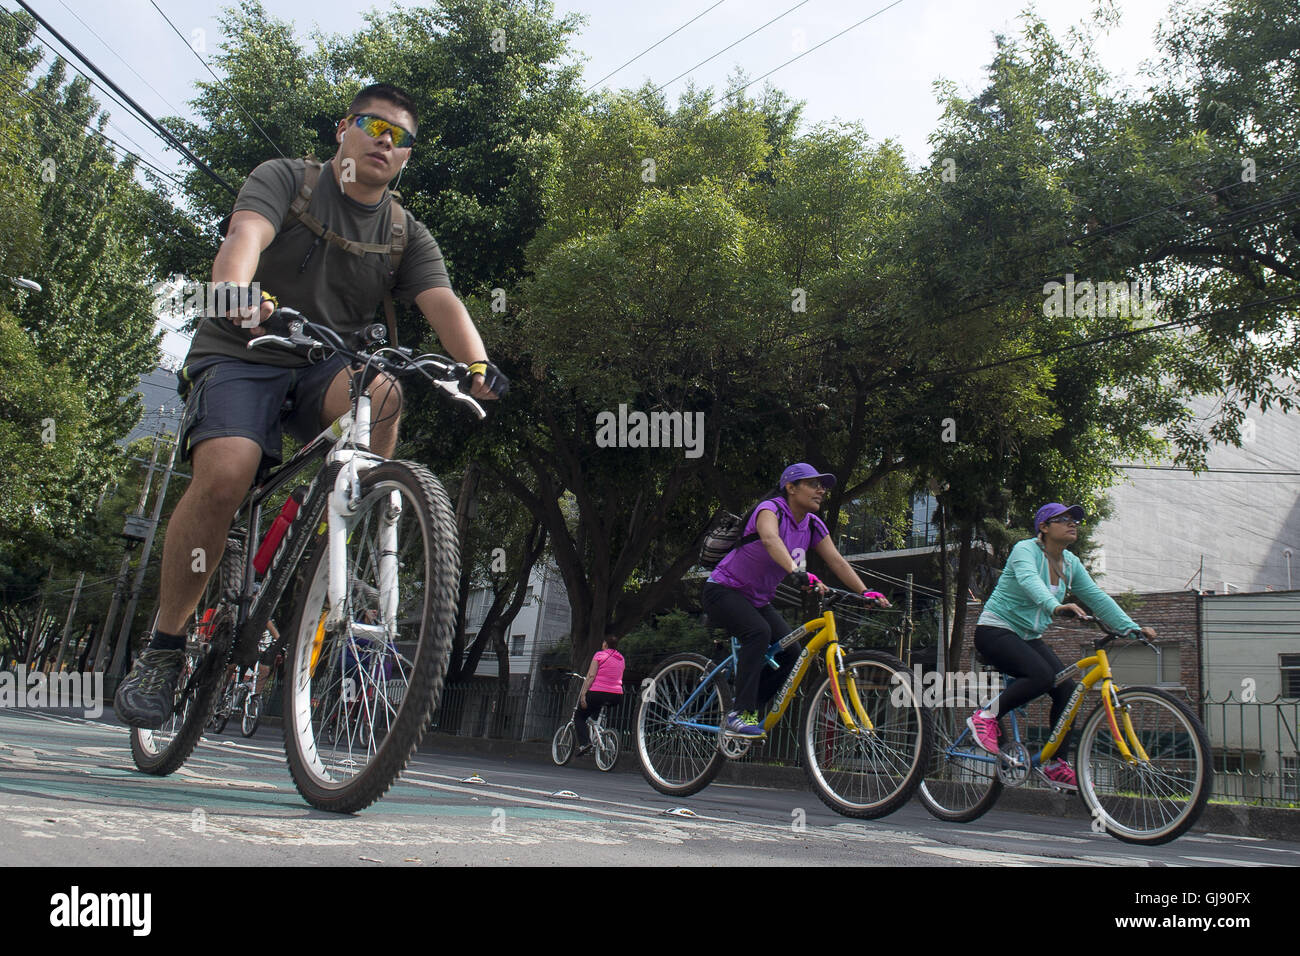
[702,582,800,714]
[973,625,1076,759]
[573,691,621,746]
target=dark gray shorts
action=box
[176,354,356,471]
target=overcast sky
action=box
[11,0,1180,364]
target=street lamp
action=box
[5,276,42,292]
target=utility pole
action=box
[108,431,178,682]
[92,424,163,673]
[53,487,112,672]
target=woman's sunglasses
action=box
[349,113,416,149]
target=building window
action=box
[1281,655,1300,698]
[466,589,492,630]
[1108,643,1181,687]
[1283,757,1299,802]
[511,635,525,657]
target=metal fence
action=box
[1200,695,1300,807]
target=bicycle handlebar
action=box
[247,308,487,420]
[1057,611,1148,649]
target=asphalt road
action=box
[1,709,1295,867]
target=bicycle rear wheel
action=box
[283,460,458,813]
[130,539,242,775]
[594,727,619,772]
[636,653,728,796]
[803,650,933,819]
[917,698,1002,822]
[552,721,576,766]
[1076,685,1212,845]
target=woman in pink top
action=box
[574,634,625,753]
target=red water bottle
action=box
[253,486,306,575]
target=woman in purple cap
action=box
[702,463,890,737]
[967,502,1156,789]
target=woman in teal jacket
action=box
[967,503,1156,789]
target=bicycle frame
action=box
[669,608,876,735]
[225,363,397,664]
[940,645,1151,774]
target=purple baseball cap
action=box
[1035,502,1085,532]
[780,463,837,491]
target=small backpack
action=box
[699,500,783,569]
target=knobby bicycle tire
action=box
[1076,685,1212,845]
[802,650,933,819]
[636,652,729,796]
[129,539,243,775]
[917,697,1003,822]
[241,695,261,737]
[283,460,459,813]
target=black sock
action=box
[149,629,187,652]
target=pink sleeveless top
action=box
[589,649,625,694]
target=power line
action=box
[585,0,729,93]
[707,0,909,108]
[651,0,816,97]
[147,0,285,159]
[13,0,237,196]
[1114,464,1300,477]
[55,0,187,119]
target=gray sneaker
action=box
[114,648,185,728]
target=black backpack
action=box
[699,499,783,569]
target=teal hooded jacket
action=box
[981,538,1139,640]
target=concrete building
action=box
[1090,397,1300,594]
[463,561,571,680]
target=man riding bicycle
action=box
[116,83,509,728]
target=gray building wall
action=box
[1090,397,1300,594]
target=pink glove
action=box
[861,590,886,603]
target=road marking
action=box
[1181,855,1275,867]
[950,828,1090,845]
[912,845,1107,866]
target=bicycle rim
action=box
[595,729,619,772]
[552,722,575,766]
[803,651,932,818]
[636,654,727,796]
[917,699,1001,822]
[1077,687,1212,845]
[284,461,458,813]
[241,697,261,737]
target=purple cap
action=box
[1034,502,1085,532]
[780,463,837,491]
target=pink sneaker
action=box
[1038,758,1078,791]
[966,711,999,754]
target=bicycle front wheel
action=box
[1076,685,1212,845]
[552,721,576,766]
[240,695,261,737]
[803,650,933,819]
[917,698,1002,822]
[283,460,459,813]
[595,727,619,772]
[130,539,242,775]
[636,653,728,796]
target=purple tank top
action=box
[708,497,828,607]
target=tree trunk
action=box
[948,520,975,672]
[448,463,480,684]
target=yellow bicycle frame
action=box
[759,610,877,734]
[1038,648,1151,764]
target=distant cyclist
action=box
[703,463,889,738]
[967,503,1156,790]
[573,635,625,755]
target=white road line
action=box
[1181,856,1275,867]
[949,828,1091,845]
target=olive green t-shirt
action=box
[185,158,452,369]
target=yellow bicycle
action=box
[636,588,932,818]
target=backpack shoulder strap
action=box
[736,499,782,548]
[283,156,321,229]
[382,197,407,347]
